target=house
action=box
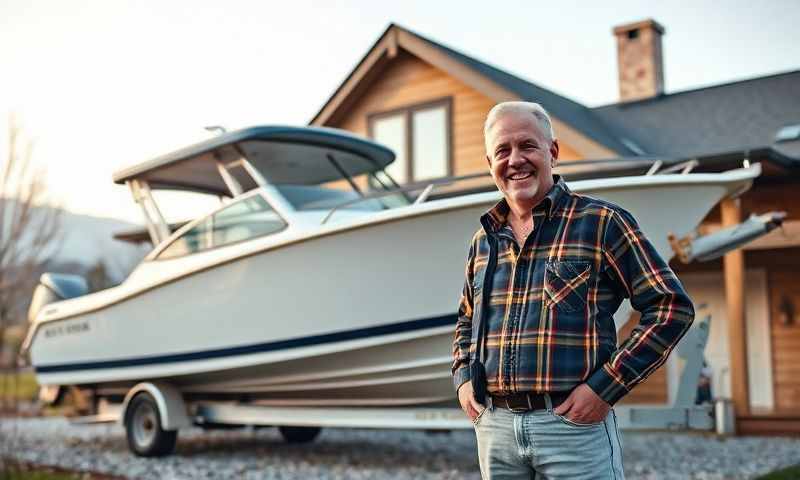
[310,19,800,434]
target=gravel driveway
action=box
[2,417,799,479]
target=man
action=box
[452,101,695,479]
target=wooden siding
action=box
[330,50,583,185]
[769,270,800,412]
[742,182,800,219]
[617,312,669,404]
[737,414,800,435]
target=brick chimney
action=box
[613,19,665,102]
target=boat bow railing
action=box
[321,172,492,224]
[646,159,699,175]
[320,157,708,224]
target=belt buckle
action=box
[508,393,534,413]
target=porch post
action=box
[721,197,750,418]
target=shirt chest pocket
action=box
[544,260,592,313]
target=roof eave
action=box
[311,24,631,159]
[310,24,519,127]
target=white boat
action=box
[21,126,769,410]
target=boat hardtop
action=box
[112,125,396,196]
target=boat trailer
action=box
[67,308,724,457]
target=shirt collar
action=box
[480,175,569,234]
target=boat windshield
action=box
[236,139,412,212]
[273,170,411,212]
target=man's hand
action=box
[553,383,610,424]
[457,381,485,421]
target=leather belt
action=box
[490,391,571,412]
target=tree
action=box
[0,117,60,369]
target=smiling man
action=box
[452,102,695,479]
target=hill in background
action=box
[2,200,149,324]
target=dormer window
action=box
[368,98,452,184]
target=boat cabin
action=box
[112,126,417,257]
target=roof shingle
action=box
[592,70,800,158]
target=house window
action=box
[372,114,408,183]
[368,98,452,184]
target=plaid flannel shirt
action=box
[452,175,695,405]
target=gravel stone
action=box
[1,417,799,479]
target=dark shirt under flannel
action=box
[452,175,695,405]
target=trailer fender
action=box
[121,382,190,431]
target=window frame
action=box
[151,189,288,261]
[366,97,453,184]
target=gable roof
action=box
[311,24,635,157]
[312,23,800,171]
[592,70,800,159]
[401,27,635,155]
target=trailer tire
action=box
[278,426,321,444]
[125,392,177,457]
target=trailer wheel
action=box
[125,392,177,457]
[278,426,321,444]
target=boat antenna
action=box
[204,126,227,135]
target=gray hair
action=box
[483,101,555,145]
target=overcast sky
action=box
[1,0,798,223]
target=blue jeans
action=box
[473,397,625,479]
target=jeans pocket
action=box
[554,412,603,428]
[472,407,488,427]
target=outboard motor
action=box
[23,273,89,406]
[28,273,89,323]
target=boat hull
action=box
[28,169,757,406]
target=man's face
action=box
[485,112,559,212]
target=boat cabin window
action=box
[156,194,285,260]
